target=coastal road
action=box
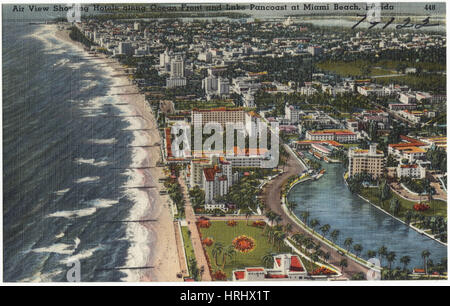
[263,145,371,278]
[178,177,212,281]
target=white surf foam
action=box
[87,138,117,145]
[60,247,101,265]
[75,158,109,167]
[75,176,100,183]
[54,188,70,195]
[47,207,97,219]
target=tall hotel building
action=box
[348,144,385,178]
[191,107,245,127]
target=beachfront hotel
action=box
[348,144,385,178]
[191,107,246,127]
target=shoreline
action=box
[52,25,181,282]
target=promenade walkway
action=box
[178,177,212,281]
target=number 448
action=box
[425,4,435,10]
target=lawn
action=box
[199,221,291,279]
[316,60,396,77]
[359,187,447,219]
[181,226,196,274]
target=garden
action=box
[197,220,291,280]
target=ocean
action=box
[2,22,150,282]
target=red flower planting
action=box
[232,235,256,253]
[212,270,227,281]
[202,237,214,246]
[414,203,430,212]
[227,220,237,227]
[310,266,336,276]
[251,221,266,228]
[198,220,211,228]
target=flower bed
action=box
[310,266,336,276]
[232,235,256,253]
[251,221,266,228]
[212,270,227,281]
[202,237,214,246]
[198,219,211,228]
[227,220,237,227]
[414,203,430,212]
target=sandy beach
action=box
[53,24,181,282]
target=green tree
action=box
[310,219,320,233]
[386,252,397,270]
[422,250,431,275]
[400,256,411,272]
[378,245,388,267]
[339,258,348,273]
[212,242,224,267]
[330,229,340,244]
[344,237,353,252]
[353,244,363,258]
[319,224,331,238]
[221,245,235,270]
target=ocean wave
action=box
[75,176,100,183]
[87,198,119,208]
[47,207,97,219]
[47,199,119,220]
[87,138,117,145]
[80,80,98,92]
[75,158,109,167]
[54,188,70,195]
[60,246,101,265]
[31,238,79,255]
[18,269,64,282]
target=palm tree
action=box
[221,245,235,270]
[284,223,292,235]
[330,229,340,244]
[339,258,348,273]
[310,219,320,233]
[319,224,331,238]
[212,242,224,267]
[367,250,377,260]
[378,245,388,267]
[262,252,275,268]
[353,244,363,258]
[300,211,310,225]
[264,210,274,232]
[422,250,431,275]
[344,238,353,253]
[400,256,411,272]
[265,211,276,227]
[275,214,282,226]
[243,209,252,226]
[274,231,286,251]
[386,251,397,270]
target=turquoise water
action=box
[287,161,447,269]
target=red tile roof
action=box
[290,256,304,272]
[265,274,288,279]
[203,167,220,181]
[234,271,246,280]
[246,268,265,272]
